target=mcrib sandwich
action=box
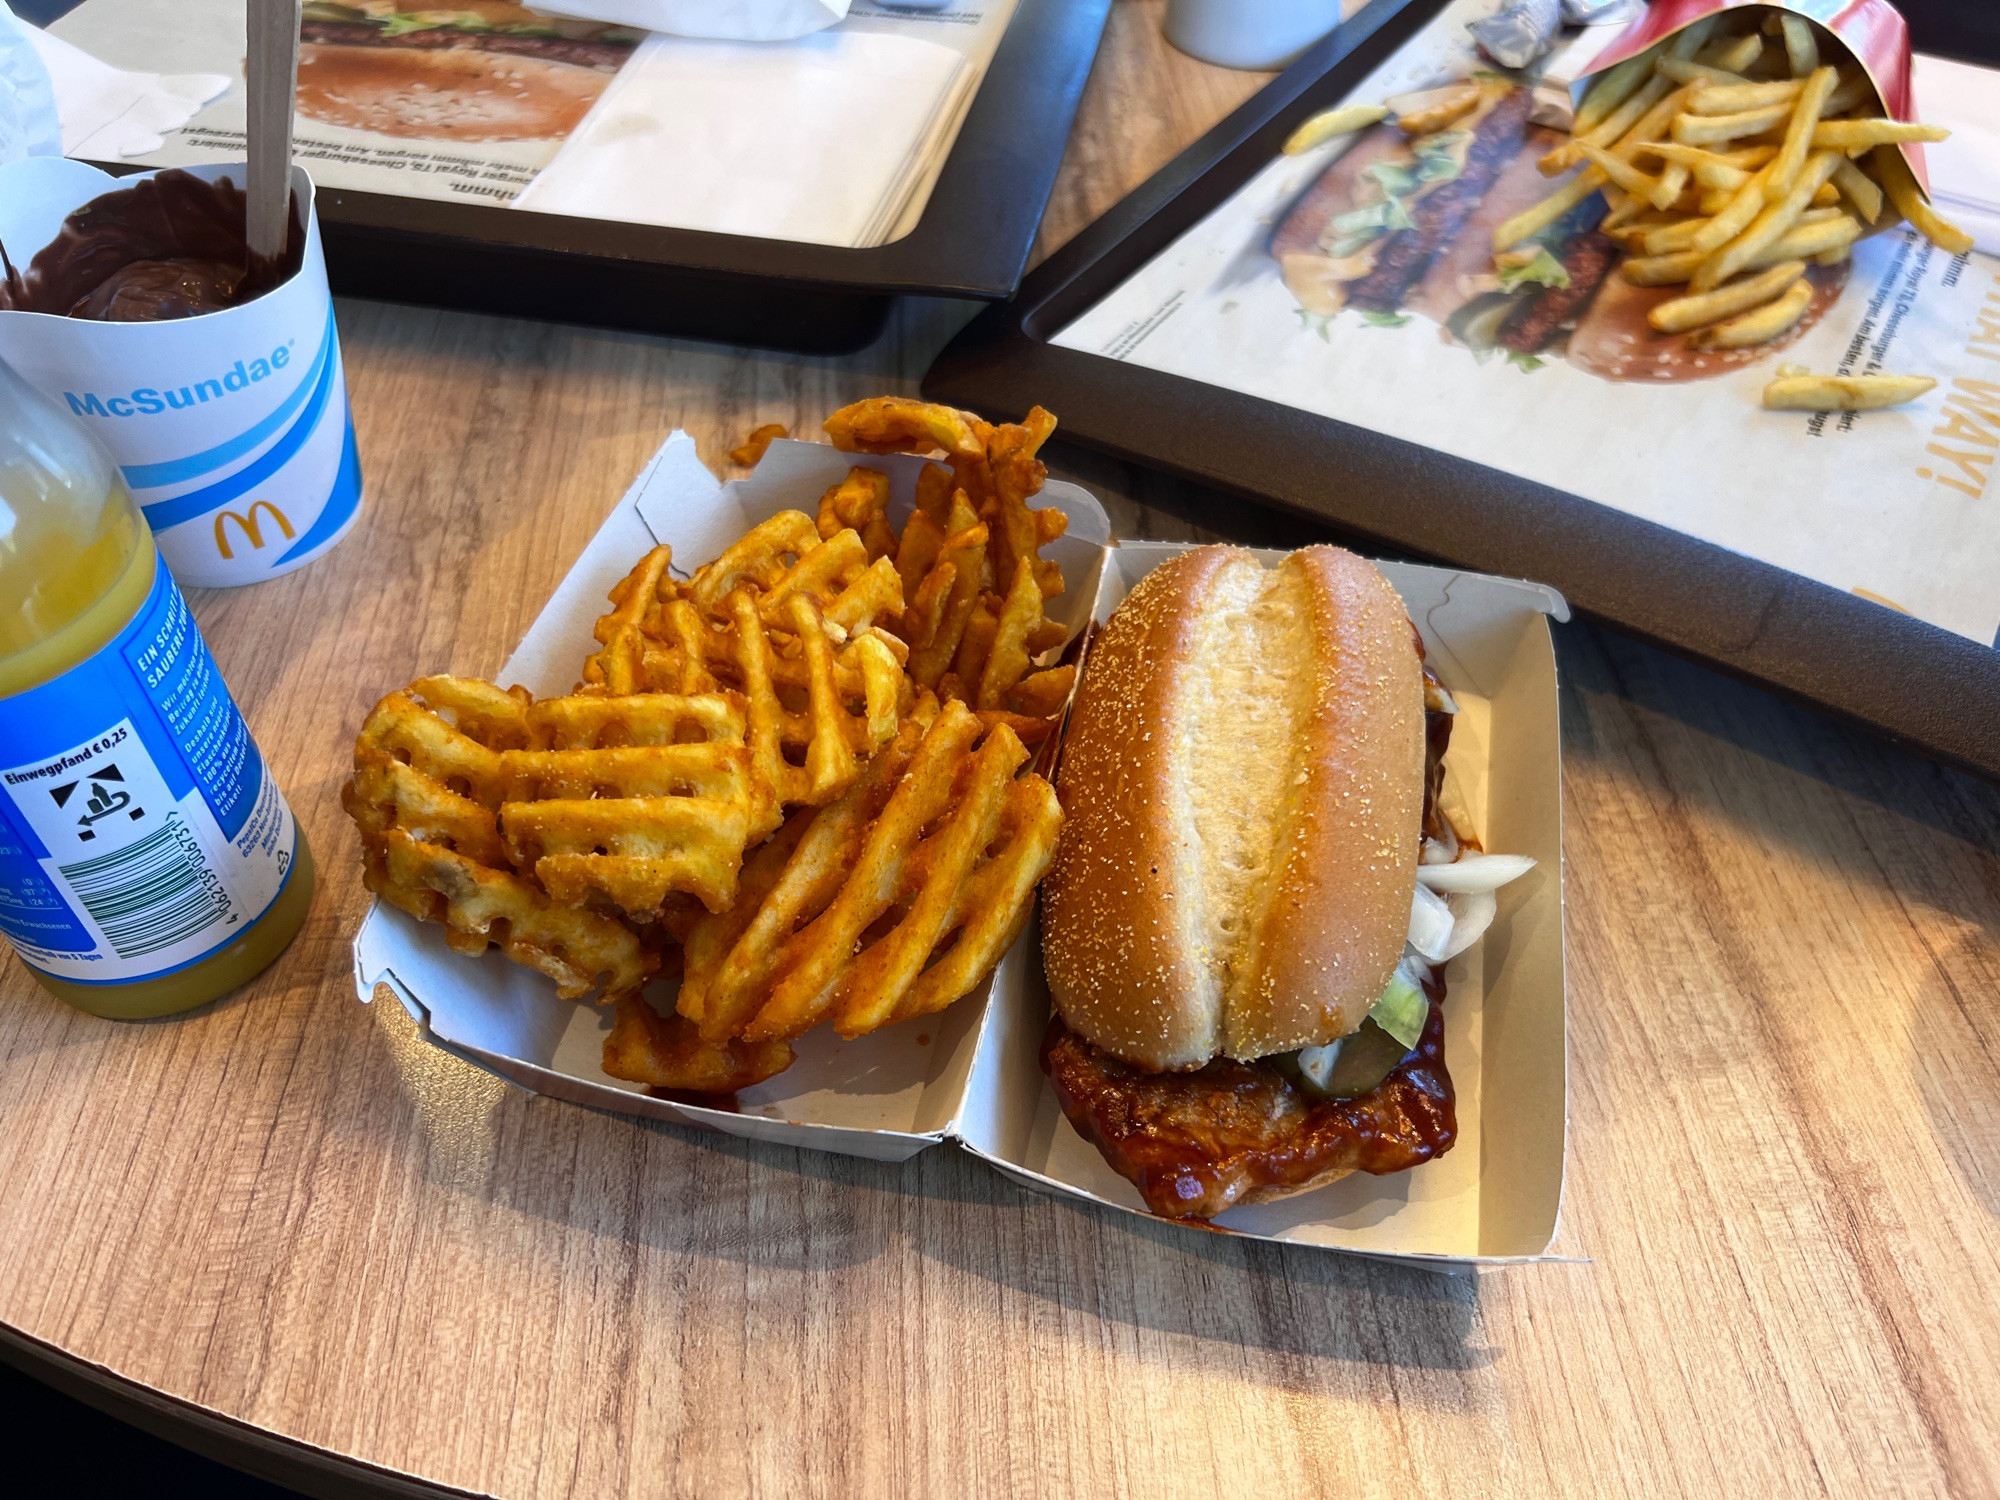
[1040,544,1530,1220]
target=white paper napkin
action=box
[25,23,226,160]
[0,1,60,163]
[1913,53,2000,257]
[513,28,962,249]
[530,0,849,41]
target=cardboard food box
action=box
[352,434,1571,1264]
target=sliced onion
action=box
[1407,881,1455,962]
[1296,1038,1342,1092]
[1416,851,1537,894]
[1436,890,1497,963]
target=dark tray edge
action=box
[0,1321,471,1499]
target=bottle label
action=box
[0,563,299,984]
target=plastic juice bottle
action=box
[0,355,313,1018]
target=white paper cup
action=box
[0,159,360,589]
[1163,0,1343,70]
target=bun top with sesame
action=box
[1041,544,1424,1071]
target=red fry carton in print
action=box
[1583,0,1928,190]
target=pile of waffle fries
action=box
[343,399,1073,1093]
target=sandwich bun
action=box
[1042,544,1424,1072]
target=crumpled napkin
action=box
[0,1,60,163]
[24,23,226,160]
[529,0,851,42]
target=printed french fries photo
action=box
[1536,0,1964,389]
[1265,0,1960,386]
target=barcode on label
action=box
[58,815,231,959]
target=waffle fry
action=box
[679,699,1063,1047]
[347,677,760,923]
[504,692,758,917]
[581,543,905,832]
[603,996,795,1091]
[357,828,656,1000]
[728,423,787,468]
[825,397,1068,600]
[822,395,985,464]
[817,466,897,561]
[344,686,659,1000]
[823,399,1076,738]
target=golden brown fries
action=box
[817,466,897,559]
[352,677,760,922]
[1875,145,1975,254]
[345,397,1081,1096]
[728,423,787,468]
[603,997,796,1092]
[1649,260,1806,334]
[825,397,1074,731]
[1687,277,1815,349]
[1502,7,1962,372]
[1765,66,1837,205]
[1397,83,1481,136]
[1812,119,1950,150]
[822,396,984,464]
[1622,247,1707,285]
[1573,51,1653,138]
[1580,144,1674,210]
[1281,102,1388,155]
[1685,79,1801,114]
[1762,372,1937,410]
[1831,156,1884,223]
[678,699,1062,1047]
[582,534,906,834]
[1709,30,1763,76]
[343,679,669,1000]
[1693,150,1842,289]
[500,692,760,917]
[1671,100,1791,144]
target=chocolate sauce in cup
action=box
[0,159,360,588]
[0,169,302,322]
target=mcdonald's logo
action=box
[213,500,295,560]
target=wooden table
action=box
[7,3,2000,1494]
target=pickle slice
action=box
[1295,1019,1417,1101]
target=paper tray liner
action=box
[351,431,1570,1264]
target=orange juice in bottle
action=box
[0,353,312,1018]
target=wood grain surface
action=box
[5,2,2000,1495]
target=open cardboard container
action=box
[353,434,1571,1265]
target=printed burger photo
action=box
[296,0,640,141]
